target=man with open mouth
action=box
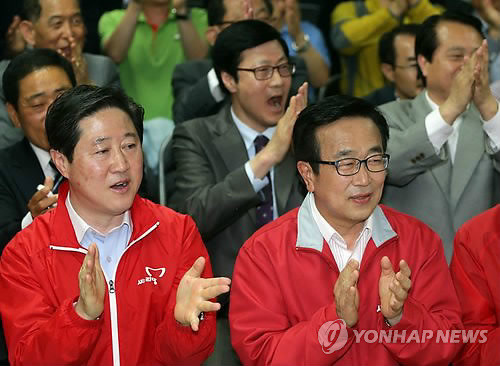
[170,19,307,365]
[0,85,230,365]
[0,0,120,150]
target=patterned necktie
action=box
[254,135,273,228]
[49,160,63,194]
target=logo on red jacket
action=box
[137,266,166,286]
[318,319,348,354]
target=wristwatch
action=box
[291,34,310,53]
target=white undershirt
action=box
[309,192,373,272]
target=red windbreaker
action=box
[451,204,500,366]
[0,182,216,366]
[230,196,463,365]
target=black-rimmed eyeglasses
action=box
[312,154,390,176]
[237,63,296,80]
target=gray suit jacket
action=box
[379,92,500,261]
[0,52,120,150]
[170,105,304,294]
[172,56,309,124]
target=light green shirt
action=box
[99,8,208,120]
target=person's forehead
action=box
[19,66,71,99]
[77,107,137,138]
[435,20,482,46]
[394,34,415,58]
[239,40,286,64]
[316,117,383,150]
[39,0,81,18]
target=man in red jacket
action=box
[229,95,463,365]
[0,85,230,365]
[450,206,500,365]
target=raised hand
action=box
[174,257,231,331]
[6,15,25,57]
[285,0,302,40]
[439,51,478,124]
[75,243,106,320]
[266,81,308,164]
[478,0,500,31]
[27,176,58,218]
[379,0,409,18]
[334,259,360,328]
[472,40,499,120]
[378,256,411,326]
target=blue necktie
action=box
[254,135,273,228]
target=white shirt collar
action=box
[29,143,54,175]
[230,106,276,151]
[65,192,132,244]
[309,192,373,249]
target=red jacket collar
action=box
[49,181,159,248]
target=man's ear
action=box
[417,54,429,79]
[19,20,36,47]
[221,71,237,93]
[297,161,315,193]
[50,149,70,179]
[381,63,395,83]
[205,26,218,46]
[6,103,21,129]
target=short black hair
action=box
[212,19,289,94]
[23,0,81,21]
[3,48,76,109]
[416,11,484,86]
[293,95,389,174]
[46,85,144,162]
[379,24,420,66]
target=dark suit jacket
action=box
[363,84,396,106]
[170,105,304,295]
[172,56,309,124]
[0,139,45,252]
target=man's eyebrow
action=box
[25,92,47,102]
[368,146,383,154]
[94,137,111,145]
[124,132,139,139]
[335,149,354,158]
[334,145,383,158]
[47,11,82,22]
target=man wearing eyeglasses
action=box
[229,95,463,365]
[170,19,307,365]
[171,0,308,124]
[364,24,422,106]
[380,12,500,262]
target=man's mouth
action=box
[267,95,283,112]
[350,193,372,204]
[110,180,130,193]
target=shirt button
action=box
[106,256,112,263]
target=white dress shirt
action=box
[309,192,373,272]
